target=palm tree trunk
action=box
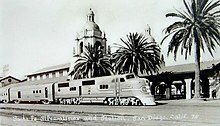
[194,41,201,98]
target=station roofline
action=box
[26,63,70,76]
[159,59,220,74]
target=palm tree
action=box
[113,32,161,76]
[161,0,220,98]
[72,45,114,79]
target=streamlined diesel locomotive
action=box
[0,73,156,106]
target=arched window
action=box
[80,42,83,53]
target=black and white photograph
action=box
[0,0,220,125]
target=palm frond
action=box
[113,32,161,75]
[72,45,113,79]
[162,0,220,60]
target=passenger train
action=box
[0,73,156,106]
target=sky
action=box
[1,0,220,79]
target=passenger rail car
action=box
[0,73,156,106]
[9,83,54,104]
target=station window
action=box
[58,88,61,92]
[46,73,49,79]
[80,42,83,53]
[33,90,35,93]
[100,84,109,89]
[70,87,76,91]
[52,72,56,78]
[59,71,63,77]
[36,90,38,93]
[39,90,41,93]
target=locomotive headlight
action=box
[141,86,151,94]
[141,86,147,92]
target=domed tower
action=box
[145,24,155,42]
[69,9,107,79]
[75,8,107,55]
[144,24,164,69]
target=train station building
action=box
[23,59,220,100]
[141,60,220,100]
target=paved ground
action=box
[0,99,220,126]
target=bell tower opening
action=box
[80,42,83,54]
[87,8,95,22]
[94,41,102,51]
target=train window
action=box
[58,83,69,88]
[126,74,135,79]
[70,87,76,91]
[45,87,48,98]
[112,79,119,83]
[18,91,21,98]
[100,85,109,89]
[39,90,41,93]
[82,80,95,86]
[120,78,125,82]
[33,90,35,93]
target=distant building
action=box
[26,63,70,82]
[0,76,21,87]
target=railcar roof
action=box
[71,73,135,81]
